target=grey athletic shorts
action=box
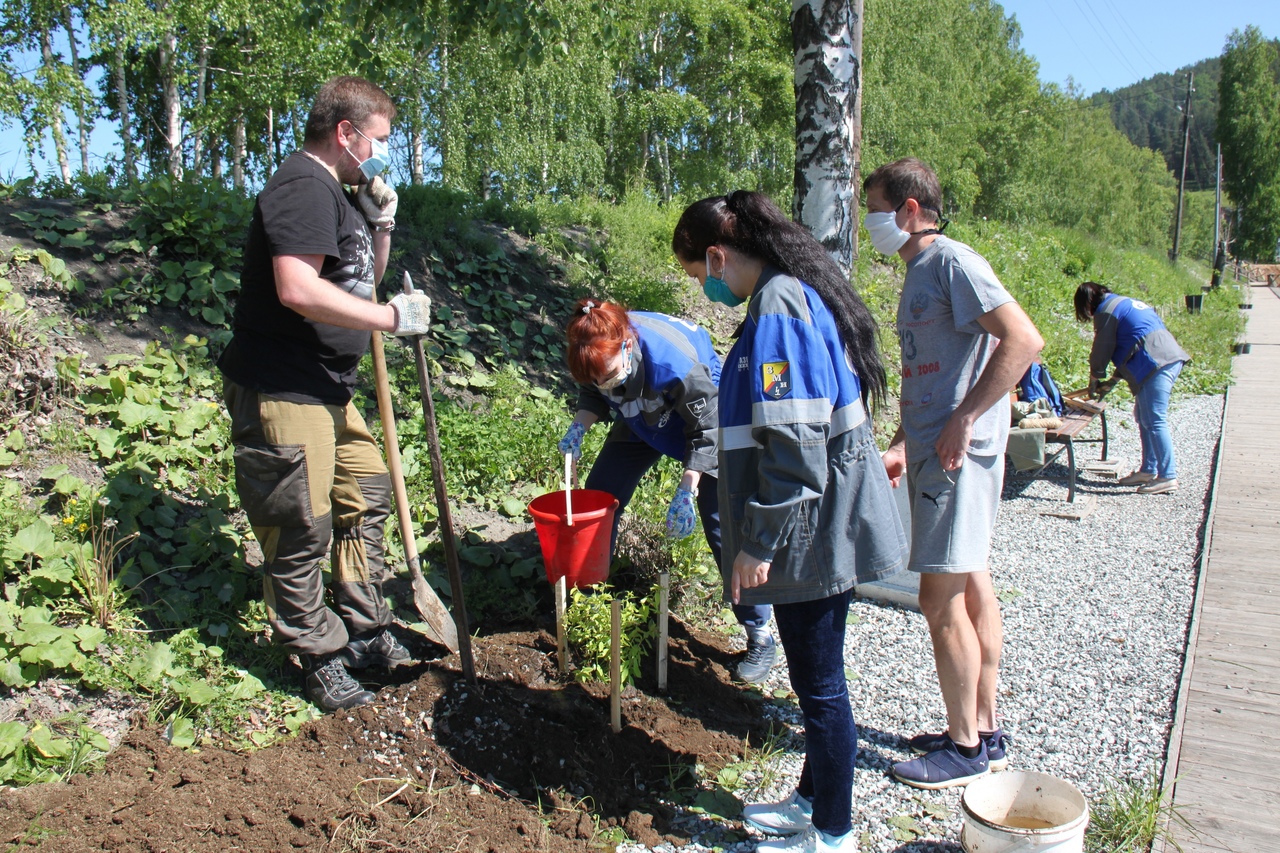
[906,452,1003,574]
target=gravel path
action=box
[622,393,1222,852]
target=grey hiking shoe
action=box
[302,654,375,713]
[736,628,778,684]
[341,627,413,670]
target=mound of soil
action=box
[0,620,770,852]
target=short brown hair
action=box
[304,76,395,144]
[863,157,942,223]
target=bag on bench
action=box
[1018,362,1064,416]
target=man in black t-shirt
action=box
[219,76,432,712]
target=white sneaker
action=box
[757,825,856,851]
[1137,477,1178,494]
[743,790,813,836]
[1117,470,1155,486]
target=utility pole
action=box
[1171,71,1194,262]
[1213,143,1222,253]
[1211,143,1225,287]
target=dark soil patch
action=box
[0,620,768,852]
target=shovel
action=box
[402,271,476,684]
[369,294,459,652]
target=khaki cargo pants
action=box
[225,379,392,656]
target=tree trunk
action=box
[210,139,222,182]
[61,8,91,175]
[39,27,73,184]
[233,111,246,190]
[113,37,136,183]
[156,10,183,179]
[266,105,275,171]
[412,128,425,185]
[193,41,209,175]
[791,0,862,276]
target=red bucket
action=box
[527,489,619,588]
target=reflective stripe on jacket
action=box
[718,268,907,606]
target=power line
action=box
[1096,0,1170,74]
[1069,0,1146,85]
[1040,2,1107,89]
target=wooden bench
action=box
[1012,395,1110,502]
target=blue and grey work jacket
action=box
[1090,294,1190,391]
[718,268,907,607]
[575,312,721,476]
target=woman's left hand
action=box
[731,551,771,604]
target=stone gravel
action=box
[620,393,1222,853]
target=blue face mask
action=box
[703,251,744,307]
[348,125,390,180]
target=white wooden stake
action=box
[657,572,670,691]
[555,575,568,674]
[563,453,574,526]
[610,599,622,733]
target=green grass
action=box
[1085,768,1192,853]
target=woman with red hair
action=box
[558,298,777,683]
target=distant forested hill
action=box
[1090,57,1222,192]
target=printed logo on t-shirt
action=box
[737,356,750,371]
[1133,299,1151,310]
[686,397,707,418]
[762,362,791,399]
[910,293,930,319]
[657,411,671,428]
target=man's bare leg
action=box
[917,572,981,748]
[965,570,1002,733]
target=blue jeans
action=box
[1134,361,1182,479]
[585,432,771,629]
[774,590,856,837]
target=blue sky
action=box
[3,2,1279,181]
[1001,0,1280,95]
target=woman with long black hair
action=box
[672,191,907,852]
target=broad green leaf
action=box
[0,721,27,758]
[228,671,266,701]
[53,474,86,496]
[166,717,195,749]
[27,724,70,759]
[0,658,31,688]
[87,427,122,459]
[139,642,177,682]
[176,680,218,706]
[4,431,23,452]
[74,625,107,652]
[500,497,526,517]
[5,520,55,561]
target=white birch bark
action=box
[113,37,135,182]
[155,7,183,179]
[39,27,72,184]
[791,0,863,275]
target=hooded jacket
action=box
[718,268,907,606]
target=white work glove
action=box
[389,289,431,336]
[356,175,398,231]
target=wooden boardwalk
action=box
[1161,283,1280,853]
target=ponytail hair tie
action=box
[582,300,596,314]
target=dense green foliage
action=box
[1090,56,1223,193]
[1218,27,1280,261]
[1,0,1224,254]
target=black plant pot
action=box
[1233,342,1251,355]
[1185,294,1203,313]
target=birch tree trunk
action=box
[791,0,862,275]
[61,8,91,175]
[232,111,246,190]
[113,37,135,183]
[193,41,209,175]
[266,105,275,171]
[39,27,72,184]
[412,129,424,184]
[156,2,183,178]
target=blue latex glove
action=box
[558,420,586,460]
[665,485,698,539]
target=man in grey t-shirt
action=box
[864,158,1044,789]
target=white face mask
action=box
[595,341,633,391]
[864,211,911,255]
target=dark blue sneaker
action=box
[907,727,1010,771]
[893,736,989,789]
[735,629,778,684]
